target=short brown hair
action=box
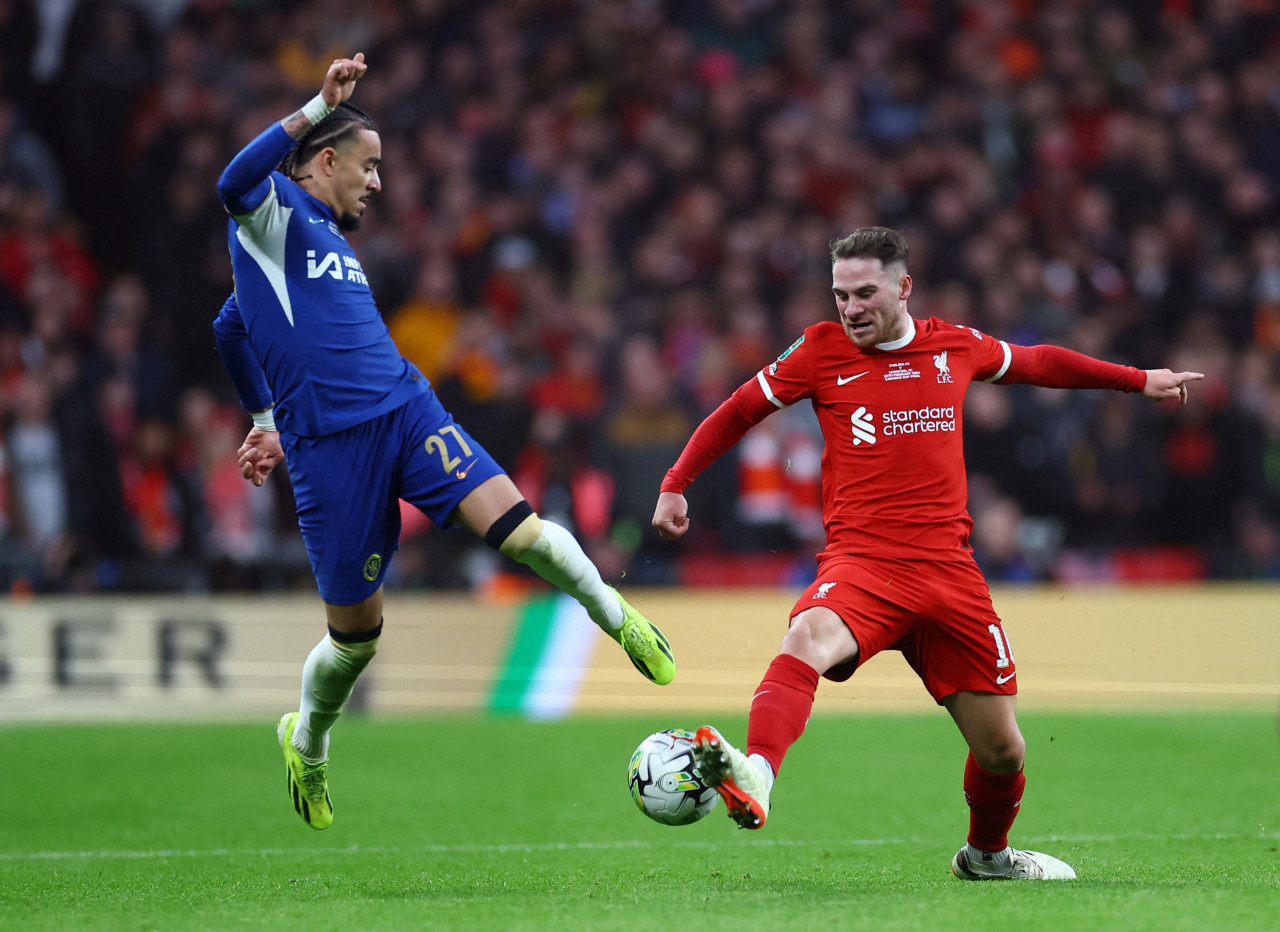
[829,227,909,268]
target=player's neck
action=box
[295,175,338,216]
[876,312,915,350]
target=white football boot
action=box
[692,726,771,829]
[952,844,1077,880]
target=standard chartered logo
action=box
[850,405,958,446]
[882,406,957,436]
[850,406,876,445]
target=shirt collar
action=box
[875,316,916,351]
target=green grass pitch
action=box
[2,711,1277,930]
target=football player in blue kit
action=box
[214,53,675,830]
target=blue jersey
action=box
[216,124,427,437]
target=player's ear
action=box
[898,274,912,300]
[320,147,338,176]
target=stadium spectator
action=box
[386,256,463,385]
[0,98,64,214]
[177,386,280,586]
[118,415,205,563]
[596,334,696,581]
[55,0,158,268]
[6,371,70,580]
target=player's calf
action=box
[486,501,677,685]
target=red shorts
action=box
[790,555,1017,703]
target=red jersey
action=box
[663,316,1145,566]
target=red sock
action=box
[964,751,1026,852]
[745,654,820,776]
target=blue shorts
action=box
[280,392,505,605]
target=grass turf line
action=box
[1,711,1277,930]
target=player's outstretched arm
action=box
[996,344,1204,403]
[653,491,690,541]
[238,428,284,487]
[1142,369,1204,405]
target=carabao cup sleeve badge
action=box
[769,335,804,375]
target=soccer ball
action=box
[627,728,719,826]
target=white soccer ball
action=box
[627,728,719,826]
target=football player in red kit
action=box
[652,226,1202,881]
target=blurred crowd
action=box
[0,0,1278,594]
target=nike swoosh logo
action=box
[836,372,869,385]
[996,672,1016,685]
[308,218,327,223]
[455,459,478,480]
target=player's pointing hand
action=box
[321,52,368,107]
[1142,369,1205,405]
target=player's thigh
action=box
[450,474,526,538]
[908,559,1018,702]
[790,558,917,682]
[283,426,401,605]
[397,393,507,528]
[781,605,860,674]
[325,586,384,636]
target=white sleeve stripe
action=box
[757,370,787,408]
[236,199,295,326]
[982,341,1012,383]
[233,176,278,225]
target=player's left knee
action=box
[976,734,1026,774]
[327,620,382,671]
[483,501,542,558]
[781,609,858,674]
